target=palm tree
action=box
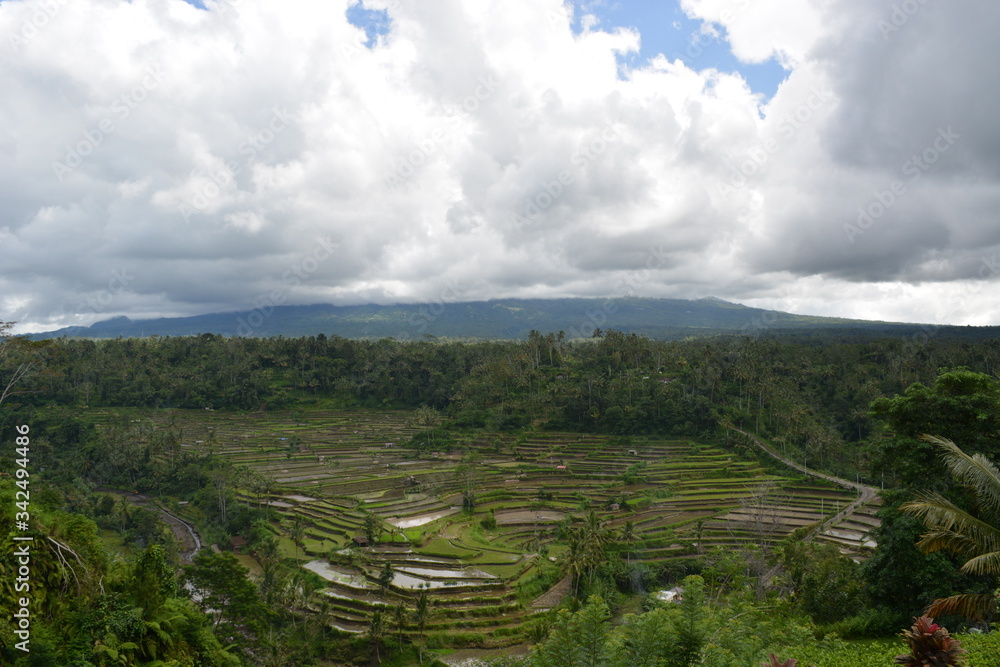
[579,511,612,589]
[900,434,1000,621]
[290,515,306,562]
[258,537,282,605]
[115,495,133,533]
[564,534,587,598]
[392,602,407,654]
[315,594,332,644]
[620,520,638,566]
[378,561,394,597]
[413,588,430,664]
[368,609,386,665]
[415,405,441,445]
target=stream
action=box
[156,505,203,561]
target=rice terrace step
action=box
[139,408,882,644]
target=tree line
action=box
[5,327,1000,483]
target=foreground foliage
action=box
[894,616,966,666]
[477,593,1000,667]
[901,436,1000,622]
[0,485,242,665]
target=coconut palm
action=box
[563,512,613,597]
[564,535,587,597]
[620,520,638,565]
[315,594,332,643]
[378,561,395,597]
[580,511,612,587]
[900,434,1000,621]
[368,609,386,665]
[392,602,407,653]
[413,589,430,665]
[289,514,306,562]
[115,495,134,533]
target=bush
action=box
[406,429,456,451]
[819,608,909,640]
[895,617,966,666]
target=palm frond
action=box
[958,550,1000,576]
[921,434,1000,516]
[915,528,985,559]
[901,492,1000,556]
[926,593,999,623]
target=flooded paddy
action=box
[397,566,496,579]
[494,510,566,525]
[387,507,460,528]
[303,560,372,589]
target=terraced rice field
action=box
[143,409,881,647]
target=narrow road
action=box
[156,505,204,561]
[127,492,203,561]
[729,427,878,541]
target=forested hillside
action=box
[13,330,1000,485]
[28,297,1000,342]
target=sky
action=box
[1,0,999,335]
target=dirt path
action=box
[438,645,531,666]
[729,427,879,542]
[530,573,572,610]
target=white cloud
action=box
[681,0,824,66]
[1,0,999,334]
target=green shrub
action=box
[819,607,908,640]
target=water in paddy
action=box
[392,572,454,589]
[303,560,371,588]
[388,508,459,528]
[397,566,496,579]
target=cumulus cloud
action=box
[0,0,998,333]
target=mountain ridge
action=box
[24,297,987,341]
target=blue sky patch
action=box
[569,0,788,100]
[346,2,392,48]
[173,0,782,96]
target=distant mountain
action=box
[25,297,995,341]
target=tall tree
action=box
[869,369,1000,489]
[363,512,385,545]
[368,609,386,665]
[379,561,395,597]
[414,404,441,444]
[615,607,675,667]
[0,321,35,406]
[289,514,306,562]
[392,602,408,654]
[574,596,611,667]
[185,550,267,643]
[210,467,232,525]
[130,544,176,618]
[413,588,430,664]
[532,609,582,667]
[673,575,709,667]
[861,490,970,622]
